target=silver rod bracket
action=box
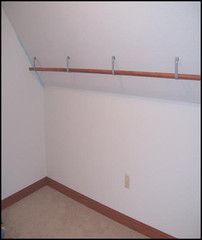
[112,56,116,75]
[33,56,37,71]
[66,56,70,72]
[175,57,179,79]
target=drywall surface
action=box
[3,2,201,103]
[2,9,46,199]
[41,71,200,103]
[45,87,200,238]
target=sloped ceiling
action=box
[2,2,200,103]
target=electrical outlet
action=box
[124,174,130,189]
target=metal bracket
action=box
[66,56,70,72]
[112,56,116,75]
[175,57,179,79]
[33,56,37,71]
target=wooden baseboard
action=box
[1,177,48,209]
[2,176,175,238]
[46,177,175,239]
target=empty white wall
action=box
[45,87,200,238]
[2,9,46,199]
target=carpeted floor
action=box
[2,186,148,238]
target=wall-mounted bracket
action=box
[112,56,116,75]
[175,57,179,79]
[33,56,37,72]
[66,56,70,72]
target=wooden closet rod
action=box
[29,67,201,81]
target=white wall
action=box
[45,87,200,238]
[2,9,46,199]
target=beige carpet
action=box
[2,186,148,238]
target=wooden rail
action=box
[29,67,201,81]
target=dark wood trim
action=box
[46,177,175,239]
[1,176,175,238]
[1,177,48,209]
[29,67,200,81]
